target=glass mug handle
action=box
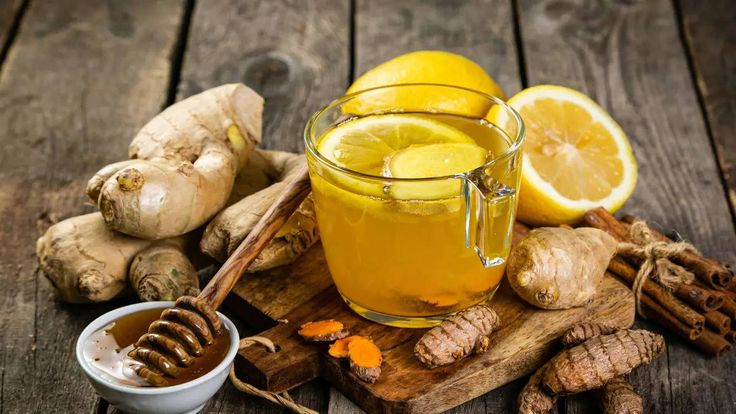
[462,171,517,267]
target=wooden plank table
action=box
[0,0,733,412]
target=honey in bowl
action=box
[83,307,231,387]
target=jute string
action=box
[228,336,318,414]
[616,220,697,316]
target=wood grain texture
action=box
[678,0,736,219]
[355,0,522,97]
[516,0,736,412]
[233,244,634,413]
[177,0,350,153]
[0,0,183,412]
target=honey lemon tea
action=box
[305,85,524,327]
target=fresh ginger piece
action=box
[561,322,619,348]
[542,329,665,395]
[87,84,263,239]
[414,305,500,368]
[201,149,319,271]
[328,335,360,358]
[347,336,382,383]
[129,241,199,301]
[36,213,153,303]
[507,227,617,309]
[298,320,349,342]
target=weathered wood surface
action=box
[0,0,734,413]
[0,0,184,413]
[233,249,634,413]
[517,0,736,412]
[678,0,736,219]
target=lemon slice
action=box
[489,85,637,225]
[316,114,485,199]
[388,143,487,200]
[389,143,488,178]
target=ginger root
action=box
[297,319,350,342]
[414,305,500,368]
[201,149,319,272]
[87,84,263,239]
[507,227,617,309]
[542,329,664,395]
[347,336,382,383]
[36,213,152,303]
[129,241,199,301]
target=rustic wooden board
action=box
[516,0,736,413]
[229,242,635,414]
[678,0,736,217]
[0,1,184,412]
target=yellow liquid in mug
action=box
[309,113,517,324]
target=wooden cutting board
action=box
[225,243,635,414]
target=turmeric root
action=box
[414,305,500,368]
[87,84,263,239]
[561,322,619,348]
[507,227,617,309]
[542,329,665,395]
[297,320,349,342]
[129,241,199,301]
[36,213,152,303]
[328,335,360,358]
[347,336,382,383]
[201,149,319,272]
[595,376,643,414]
[518,363,557,414]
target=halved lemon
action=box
[489,85,637,225]
[316,114,488,199]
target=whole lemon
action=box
[345,50,505,117]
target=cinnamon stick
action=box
[608,257,704,330]
[620,214,733,288]
[693,329,731,357]
[725,331,736,344]
[608,272,702,341]
[704,311,731,335]
[674,282,723,313]
[719,297,736,321]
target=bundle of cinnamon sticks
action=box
[583,207,735,357]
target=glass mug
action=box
[304,84,524,327]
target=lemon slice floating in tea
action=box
[488,85,637,225]
[316,114,488,199]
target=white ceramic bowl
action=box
[76,301,240,414]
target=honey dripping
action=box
[83,308,230,387]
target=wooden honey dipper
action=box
[128,167,311,386]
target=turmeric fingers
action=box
[543,329,664,395]
[519,326,659,413]
[414,305,500,368]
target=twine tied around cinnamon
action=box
[617,220,698,316]
[228,336,318,414]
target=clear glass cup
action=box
[304,84,524,327]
